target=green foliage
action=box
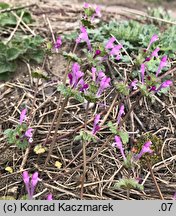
[0,2,45,80]
[118,131,129,145]
[0,3,34,27]
[57,84,84,103]
[107,121,129,144]
[74,130,96,143]
[115,82,129,96]
[32,70,49,80]
[0,35,45,80]
[114,178,144,191]
[4,124,29,149]
[63,51,81,63]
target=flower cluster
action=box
[105,37,123,60]
[83,2,101,21]
[135,34,173,93]
[76,26,92,51]
[91,67,111,97]
[112,136,153,162]
[68,62,88,92]
[22,171,39,199]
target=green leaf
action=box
[29,49,44,63]
[73,90,84,103]
[0,56,16,73]
[32,71,48,80]
[58,84,72,97]
[0,14,16,26]
[4,129,13,136]
[0,2,10,9]
[6,47,22,61]
[63,51,81,63]
[114,178,144,191]
[117,130,129,144]
[107,121,117,134]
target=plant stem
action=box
[42,96,69,174]
[80,101,89,199]
[146,159,164,200]
[42,43,77,148]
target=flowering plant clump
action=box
[4,108,33,149]
[2,1,175,201]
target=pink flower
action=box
[68,63,84,88]
[173,192,176,200]
[156,80,172,92]
[83,2,90,8]
[79,79,89,92]
[47,194,53,200]
[110,44,122,60]
[112,136,126,161]
[76,26,91,50]
[129,79,138,90]
[96,76,111,97]
[146,34,159,51]
[140,64,145,84]
[92,114,101,135]
[20,108,27,124]
[105,37,116,49]
[22,171,39,199]
[117,104,125,126]
[135,141,153,160]
[25,128,33,138]
[151,47,160,58]
[94,5,101,18]
[54,36,62,49]
[91,67,105,83]
[91,67,96,82]
[156,55,167,77]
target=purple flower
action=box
[92,114,101,135]
[135,141,153,160]
[79,79,89,92]
[151,47,160,58]
[76,26,91,50]
[129,79,138,90]
[105,37,116,49]
[25,128,34,143]
[83,2,90,8]
[95,6,101,17]
[91,67,96,82]
[20,108,27,124]
[25,128,33,138]
[68,63,84,88]
[146,34,159,51]
[140,64,145,84]
[117,104,125,126]
[93,49,101,58]
[47,194,53,200]
[112,136,126,161]
[156,55,167,77]
[91,67,105,83]
[155,80,172,92]
[23,171,30,197]
[144,57,151,62]
[22,171,39,199]
[96,76,111,97]
[54,36,62,49]
[110,44,122,60]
